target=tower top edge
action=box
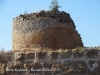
[13,10,70,20]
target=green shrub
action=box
[49,0,61,15]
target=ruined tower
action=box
[1,10,100,75]
[12,10,83,52]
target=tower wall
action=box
[12,11,83,51]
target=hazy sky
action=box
[0,0,100,51]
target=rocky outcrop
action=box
[12,10,83,51]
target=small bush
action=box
[49,0,61,15]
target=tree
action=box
[49,0,61,12]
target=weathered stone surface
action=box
[26,52,35,59]
[63,61,87,74]
[32,62,42,69]
[8,10,100,75]
[88,60,99,75]
[87,49,98,58]
[12,11,83,51]
[6,61,23,69]
[37,51,47,59]
[0,48,100,75]
[49,52,59,59]
[14,52,25,61]
[0,63,5,75]
[24,62,34,70]
[60,50,72,58]
[73,49,84,58]
[50,63,62,74]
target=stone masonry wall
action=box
[12,11,83,51]
[0,48,100,75]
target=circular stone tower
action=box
[12,10,83,52]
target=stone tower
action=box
[12,10,83,52]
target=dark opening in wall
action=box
[50,52,59,59]
[59,19,62,22]
[73,50,84,58]
[26,53,35,59]
[59,18,68,23]
[87,50,98,58]
[37,51,47,59]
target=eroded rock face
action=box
[12,11,83,51]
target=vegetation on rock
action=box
[49,0,61,15]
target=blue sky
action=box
[0,0,100,51]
